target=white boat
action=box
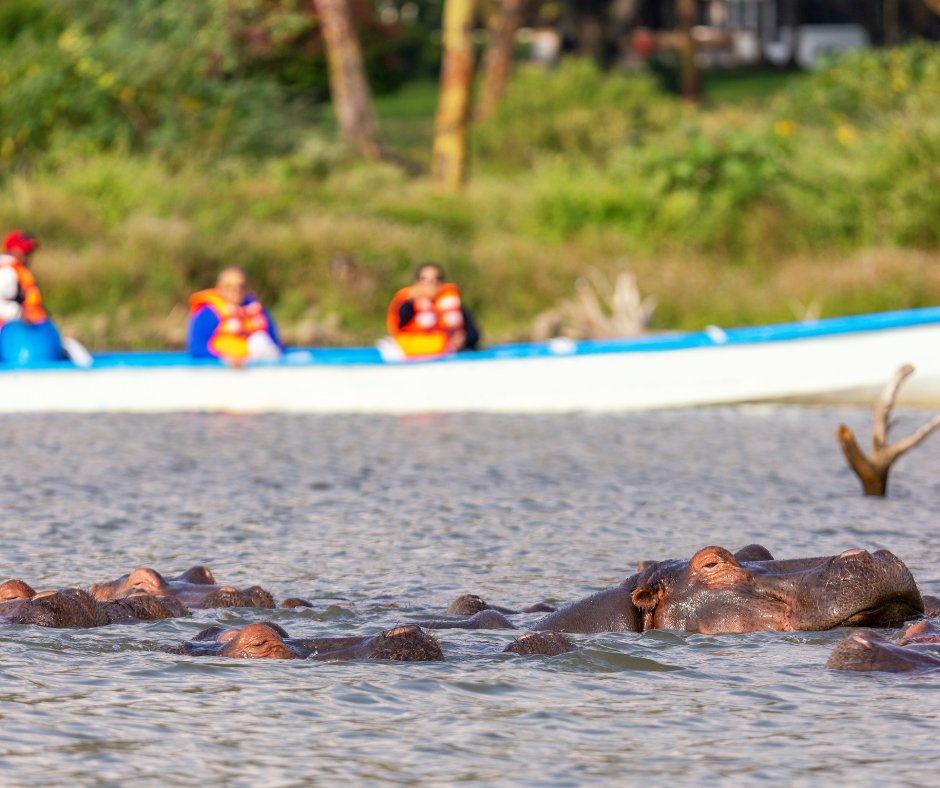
[3,307,940,413]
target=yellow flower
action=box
[774,119,795,137]
[1,138,14,157]
[835,125,856,146]
[97,72,116,89]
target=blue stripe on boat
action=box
[4,306,940,372]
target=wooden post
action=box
[433,0,477,192]
[476,0,525,122]
[314,0,381,159]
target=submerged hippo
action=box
[503,631,575,656]
[0,585,188,628]
[171,622,445,661]
[532,545,923,635]
[173,622,573,661]
[89,565,283,610]
[447,594,555,616]
[827,619,940,672]
[418,609,518,630]
[440,546,778,634]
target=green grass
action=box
[702,68,802,104]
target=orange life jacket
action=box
[387,283,464,357]
[1,258,47,326]
[189,288,271,361]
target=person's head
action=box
[3,230,39,264]
[216,266,248,306]
[412,262,445,299]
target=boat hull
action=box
[4,312,940,413]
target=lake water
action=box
[1,408,939,786]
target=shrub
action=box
[473,59,682,170]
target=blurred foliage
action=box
[1,13,939,348]
[0,0,435,162]
[472,60,680,168]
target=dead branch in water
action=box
[837,364,940,496]
[532,269,656,341]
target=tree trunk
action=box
[314,0,381,159]
[433,0,477,192]
[884,0,900,45]
[675,0,700,102]
[476,0,526,122]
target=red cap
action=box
[3,230,39,256]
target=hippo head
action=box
[90,567,169,601]
[504,631,574,656]
[0,579,37,601]
[100,593,190,623]
[219,623,301,660]
[10,588,111,628]
[200,585,275,610]
[630,546,924,634]
[366,625,444,661]
[827,624,940,673]
[448,594,489,615]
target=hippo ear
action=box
[631,584,660,611]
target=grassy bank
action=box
[2,46,939,350]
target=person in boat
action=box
[0,230,48,328]
[0,229,85,364]
[187,267,283,365]
[386,263,480,357]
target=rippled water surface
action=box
[2,408,940,785]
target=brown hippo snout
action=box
[807,548,923,629]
